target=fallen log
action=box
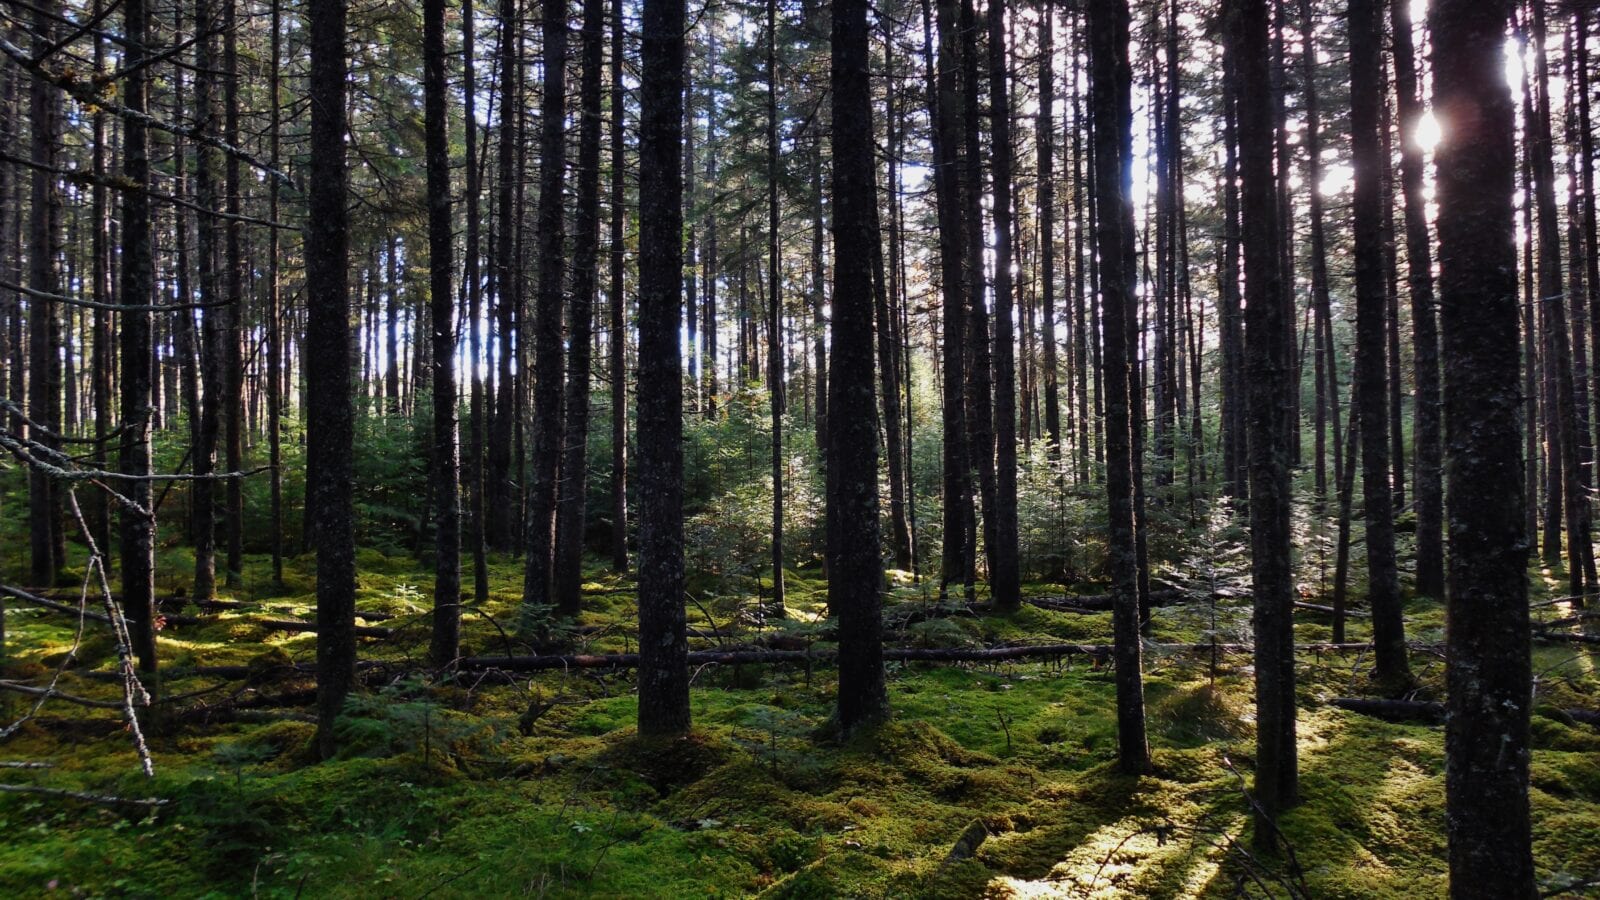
[1533,630,1600,646]
[1330,697,1600,728]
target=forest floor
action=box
[1,539,1598,898]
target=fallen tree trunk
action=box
[1331,697,1600,728]
[1533,630,1600,646]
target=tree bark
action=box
[830,0,889,736]
[1431,1,1536,892]
[609,0,629,573]
[555,0,607,616]
[1351,0,1409,683]
[635,0,691,737]
[523,0,570,615]
[424,0,462,668]
[307,0,356,760]
[1088,0,1149,776]
[1230,0,1297,842]
[120,0,157,676]
[985,0,1021,610]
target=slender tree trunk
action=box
[1389,0,1443,597]
[523,0,570,615]
[425,0,462,667]
[120,0,157,675]
[877,31,912,575]
[1431,1,1536,892]
[192,0,221,601]
[609,0,629,573]
[307,0,356,761]
[464,0,490,603]
[766,0,787,612]
[1038,3,1061,459]
[1218,46,1247,503]
[27,1,62,586]
[1231,0,1297,843]
[555,0,606,616]
[986,0,1021,610]
[930,0,972,600]
[488,0,521,552]
[267,0,284,587]
[636,0,691,737]
[223,0,246,587]
[1351,0,1409,683]
[1088,0,1150,776]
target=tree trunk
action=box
[1351,0,1410,683]
[609,0,629,573]
[555,0,606,616]
[1038,3,1061,460]
[929,0,973,600]
[1431,1,1536,892]
[830,0,889,736]
[1232,0,1298,843]
[424,0,462,668]
[522,0,570,615]
[192,0,222,601]
[27,1,62,586]
[487,0,521,553]
[1088,0,1150,776]
[766,0,788,613]
[120,0,157,676]
[985,0,1021,610]
[635,0,691,737]
[307,0,356,760]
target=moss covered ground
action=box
[1,542,1598,899]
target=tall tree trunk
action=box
[1431,1,1536,892]
[1527,0,1594,598]
[27,1,61,586]
[223,0,246,587]
[609,0,629,573]
[766,0,787,613]
[192,0,221,601]
[1038,2,1061,459]
[425,0,462,668]
[120,0,157,675]
[956,0,998,597]
[636,0,691,737]
[487,0,521,552]
[986,0,1021,610]
[464,0,490,603]
[1218,45,1247,503]
[523,0,570,614]
[877,30,912,575]
[929,0,972,600]
[1389,0,1443,597]
[1231,0,1297,843]
[1088,0,1150,776]
[1351,0,1409,683]
[555,0,606,616]
[830,0,889,736]
[307,0,356,761]
[267,0,285,587]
